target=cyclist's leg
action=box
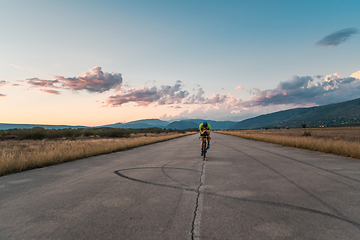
[206,132,210,148]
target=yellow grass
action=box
[217,127,360,159]
[0,132,194,177]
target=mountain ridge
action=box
[2,98,360,130]
[230,97,360,129]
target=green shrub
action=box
[0,126,197,141]
[17,127,47,140]
[47,129,64,139]
[98,128,131,138]
[83,129,93,137]
[303,131,312,137]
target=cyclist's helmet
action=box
[203,122,208,127]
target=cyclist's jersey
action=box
[199,123,211,132]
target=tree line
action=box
[0,127,197,140]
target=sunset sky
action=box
[1,0,360,126]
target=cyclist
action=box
[199,121,211,156]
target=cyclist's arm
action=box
[202,129,210,135]
[199,124,205,134]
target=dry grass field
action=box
[0,132,194,177]
[217,127,360,160]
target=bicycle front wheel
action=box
[203,140,207,160]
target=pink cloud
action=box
[27,78,60,88]
[51,66,123,93]
[6,63,22,69]
[106,82,231,108]
[182,88,228,105]
[168,105,182,109]
[39,89,61,95]
[26,66,123,94]
[235,85,242,90]
[0,80,9,86]
[106,81,188,107]
[200,94,227,105]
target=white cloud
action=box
[350,71,360,79]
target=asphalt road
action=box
[1,133,360,239]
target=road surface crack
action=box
[191,159,205,240]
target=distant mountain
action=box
[0,123,87,130]
[4,98,359,131]
[104,119,237,130]
[0,119,236,131]
[230,97,360,129]
[103,119,169,129]
[101,122,124,128]
[166,119,237,130]
[186,119,238,130]
[166,120,198,130]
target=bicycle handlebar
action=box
[200,132,209,137]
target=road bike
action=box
[200,132,209,160]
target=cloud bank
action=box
[9,65,360,122]
[106,69,360,120]
[159,70,360,121]
[26,66,123,94]
[239,74,360,108]
[316,28,358,46]
[106,83,229,107]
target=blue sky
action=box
[1,0,360,126]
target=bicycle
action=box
[200,132,209,160]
